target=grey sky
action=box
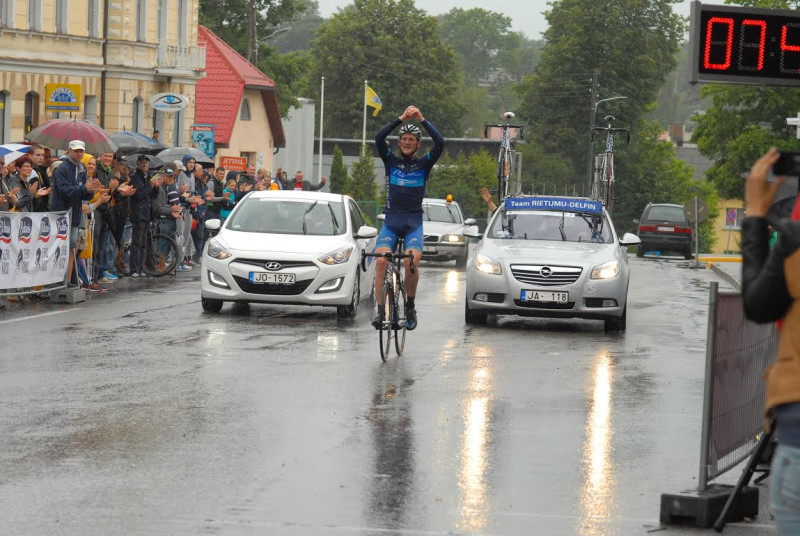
[315,0,697,40]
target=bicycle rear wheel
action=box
[394,284,407,356]
[379,285,393,362]
[497,152,508,203]
[143,233,180,277]
[604,152,615,215]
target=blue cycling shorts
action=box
[375,213,423,253]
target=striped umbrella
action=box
[26,118,117,155]
[0,143,31,165]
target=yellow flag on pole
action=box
[365,85,382,117]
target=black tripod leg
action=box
[713,421,775,532]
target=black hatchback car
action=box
[635,203,692,259]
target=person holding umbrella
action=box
[51,140,104,288]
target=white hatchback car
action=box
[421,197,477,268]
[464,196,641,331]
[201,191,378,317]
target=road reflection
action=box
[442,269,462,304]
[579,351,616,535]
[364,369,415,531]
[457,344,495,532]
[316,333,339,361]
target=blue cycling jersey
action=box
[375,118,445,214]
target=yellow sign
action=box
[45,83,82,111]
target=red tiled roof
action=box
[196,26,285,147]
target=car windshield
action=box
[423,203,462,223]
[647,205,686,222]
[226,198,346,236]
[488,209,613,243]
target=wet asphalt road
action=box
[0,257,775,535]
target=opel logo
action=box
[265,261,282,271]
[540,266,552,278]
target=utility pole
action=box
[585,71,599,195]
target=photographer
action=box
[741,147,800,533]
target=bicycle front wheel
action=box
[379,285,393,363]
[143,233,180,277]
[394,284,407,356]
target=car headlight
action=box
[318,246,353,265]
[207,239,232,260]
[591,260,619,279]
[475,254,502,275]
[442,234,465,243]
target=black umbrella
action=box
[123,153,165,169]
[110,131,167,155]
[156,147,214,166]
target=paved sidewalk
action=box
[701,254,742,290]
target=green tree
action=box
[329,145,350,194]
[349,146,378,201]
[308,0,465,138]
[199,0,305,61]
[272,0,325,52]
[425,151,496,219]
[436,8,518,85]
[515,0,685,187]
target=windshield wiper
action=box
[444,203,457,223]
[558,213,567,241]
[326,202,339,232]
[302,201,319,235]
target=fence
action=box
[698,282,778,490]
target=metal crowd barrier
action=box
[699,282,778,490]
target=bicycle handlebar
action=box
[361,251,416,274]
[483,123,524,141]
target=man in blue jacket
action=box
[372,105,445,330]
[51,140,103,287]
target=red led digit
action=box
[738,19,766,71]
[704,17,734,70]
[781,23,800,73]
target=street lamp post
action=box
[586,95,627,194]
[253,27,289,64]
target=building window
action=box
[0,91,10,144]
[55,0,68,33]
[157,0,168,42]
[136,0,146,41]
[240,99,251,121]
[132,97,144,133]
[87,0,100,37]
[27,0,40,30]
[153,109,164,139]
[24,91,39,134]
[1,0,14,28]
[177,0,187,44]
[84,96,98,124]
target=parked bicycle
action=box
[122,220,181,277]
[484,111,524,204]
[591,115,630,216]
[362,238,414,362]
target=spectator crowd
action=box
[0,141,327,308]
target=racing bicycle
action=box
[484,111,523,204]
[122,219,181,277]
[362,238,414,362]
[591,115,630,216]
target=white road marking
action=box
[0,308,81,325]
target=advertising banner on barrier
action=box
[0,211,70,292]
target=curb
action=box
[709,263,741,290]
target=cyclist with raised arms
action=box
[372,105,445,330]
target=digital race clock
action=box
[690,1,800,86]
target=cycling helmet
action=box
[398,124,421,140]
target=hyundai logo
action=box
[265,261,282,271]
[540,266,552,278]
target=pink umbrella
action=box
[26,118,117,155]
